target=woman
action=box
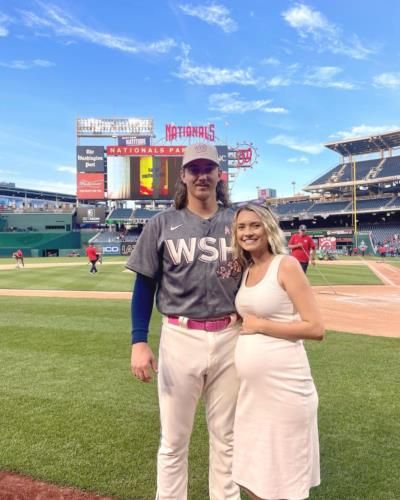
[232,204,324,500]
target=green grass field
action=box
[0,262,134,291]
[0,259,399,499]
[0,260,383,290]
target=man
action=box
[85,242,99,273]
[13,249,24,268]
[127,143,242,500]
[288,224,316,273]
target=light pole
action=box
[291,181,296,196]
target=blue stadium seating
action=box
[359,223,400,246]
[107,208,134,220]
[310,200,350,213]
[133,208,162,220]
[388,196,400,208]
[273,201,314,215]
[349,197,392,211]
[379,156,400,177]
[309,158,383,185]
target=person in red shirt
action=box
[13,249,24,269]
[288,224,316,273]
[85,242,99,273]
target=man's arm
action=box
[131,273,158,382]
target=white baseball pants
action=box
[156,318,241,500]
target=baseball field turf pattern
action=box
[0,296,399,499]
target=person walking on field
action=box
[13,249,24,268]
[85,242,99,273]
[231,204,324,500]
[126,143,242,500]
[288,224,316,273]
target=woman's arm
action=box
[241,256,325,341]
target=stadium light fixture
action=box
[76,117,154,137]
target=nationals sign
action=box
[165,124,215,142]
[107,145,185,156]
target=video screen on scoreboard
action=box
[107,156,132,199]
[106,155,182,200]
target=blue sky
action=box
[1,0,400,201]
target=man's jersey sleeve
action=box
[125,217,161,279]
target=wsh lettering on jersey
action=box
[165,237,232,264]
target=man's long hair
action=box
[173,178,230,209]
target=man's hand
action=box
[131,343,158,383]
[310,259,316,266]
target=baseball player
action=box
[288,224,316,273]
[127,143,242,500]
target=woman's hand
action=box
[240,314,262,335]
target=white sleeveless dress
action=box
[233,255,320,500]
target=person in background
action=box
[288,224,316,273]
[231,204,324,500]
[85,242,99,273]
[13,248,24,268]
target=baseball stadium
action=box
[0,119,399,499]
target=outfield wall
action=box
[0,231,98,257]
[1,213,73,232]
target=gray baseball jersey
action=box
[126,206,242,319]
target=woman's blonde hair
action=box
[173,178,230,209]
[232,203,287,267]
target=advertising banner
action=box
[101,244,121,256]
[77,173,105,199]
[107,145,185,156]
[118,136,151,146]
[165,123,215,142]
[76,146,105,173]
[319,236,337,251]
[76,206,106,224]
[121,242,136,256]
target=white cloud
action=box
[0,168,15,175]
[303,66,356,89]
[209,92,288,114]
[330,124,400,140]
[57,165,76,174]
[265,76,292,87]
[261,57,280,65]
[175,45,259,86]
[268,135,324,154]
[282,3,375,60]
[19,3,177,55]
[373,73,400,89]
[0,59,54,70]
[179,3,237,33]
[288,156,309,164]
[0,12,12,36]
